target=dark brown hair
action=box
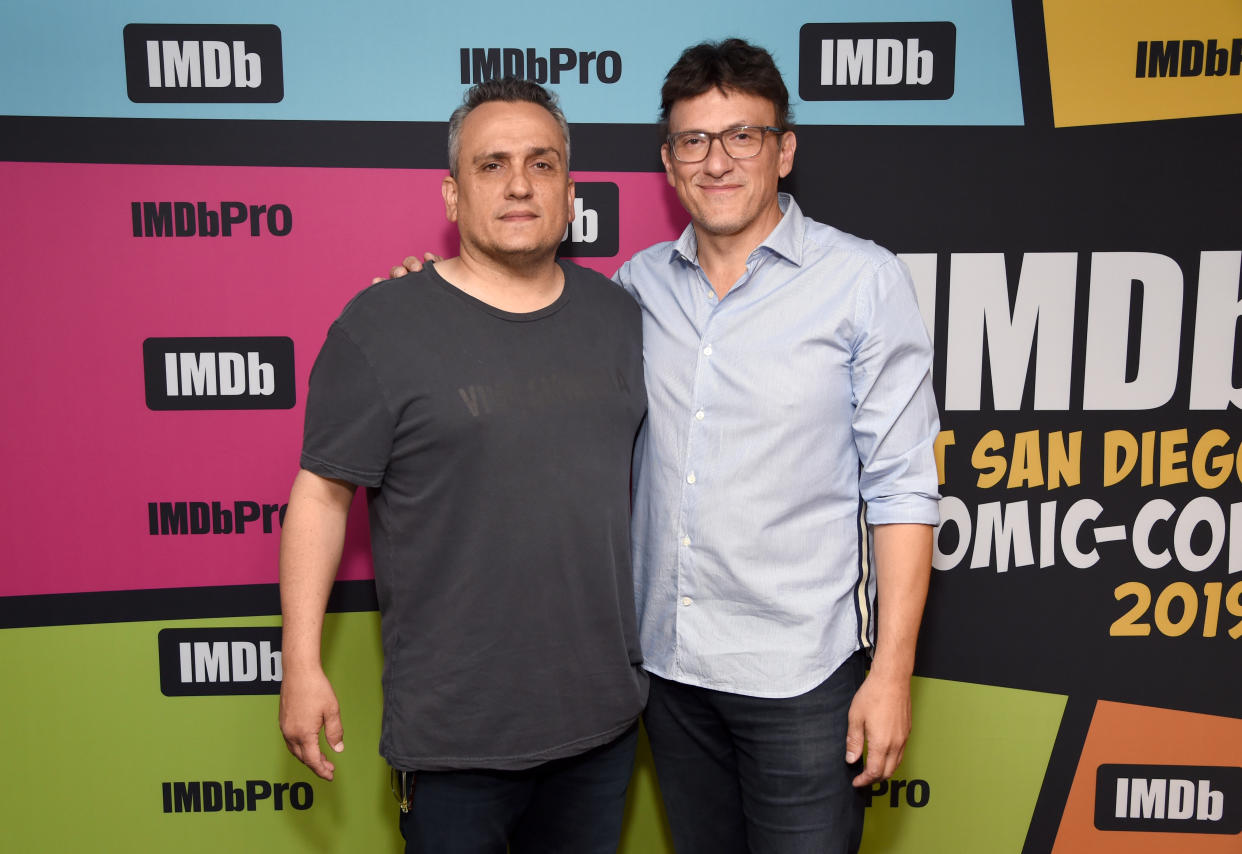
[660,38,792,132]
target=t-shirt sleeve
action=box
[300,323,394,488]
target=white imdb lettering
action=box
[563,198,598,243]
[1115,777,1225,821]
[145,39,262,88]
[821,38,934,85]
[163,352,276,397]
[178,641,282,684]
[900,250,1242,411]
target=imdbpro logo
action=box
[143,336,295,410]
[459,47,622,85]
[798,22,956,101]
[123,24,283,103]
[1095,764,1242,834]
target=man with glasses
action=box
[622,39,939,854]
[391,39,939,854]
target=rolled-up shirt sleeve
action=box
[850,256,941,525]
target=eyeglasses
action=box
[666,126,784,162]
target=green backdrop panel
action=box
[1,613,680,852]
[862,676,1067,852]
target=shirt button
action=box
[686,472,696,484]
[682,536,691,546]
[703,345,713,356]
[681,596,693,607]
[695,409,705,420]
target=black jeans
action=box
[398,723,638,854]
[643,653,868,854]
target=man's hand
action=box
[279,667,345,781]
[371,252,443,284]
[278,470,354,782]
[844,670,911,788]
[846,523,930,787]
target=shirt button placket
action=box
[676,319,716,674]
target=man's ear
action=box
[778,131,797,179]
[442,175,459,223]
[566,178,576,226]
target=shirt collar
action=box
[669,193,806,269]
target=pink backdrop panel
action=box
[0,162,687,597]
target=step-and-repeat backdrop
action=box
[2,1,1239,851]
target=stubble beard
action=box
[467,230,562,274]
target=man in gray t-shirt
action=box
[278,78,647,854]
[387,40,937,854]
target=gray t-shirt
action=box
[301,261,648,771]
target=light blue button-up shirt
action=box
[616,194,940,698]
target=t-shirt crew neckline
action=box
[425,260,573,322]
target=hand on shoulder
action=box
[371,253,443,284]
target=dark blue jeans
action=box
[643,653,868,854]
[398,723,638,854]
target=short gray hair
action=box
[447,77,571,179]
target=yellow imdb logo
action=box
[1044,0,1242,126]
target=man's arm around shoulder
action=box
[278,468,357,781]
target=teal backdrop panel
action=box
[0,0,1021,125]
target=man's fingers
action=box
[844,715,865,764]
[854,753,885,787]
[401,253,442,273]
[292,736,335,781]
[277,674,342,781]
[851,736,887,787]
[324,711,345,754]
[306,746,336,781]
[850,736,905,787]
[377,252,441,283]
[885,744,906,780]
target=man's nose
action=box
[702,137,734,175]
[506,169,533,197]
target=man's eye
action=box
[728,130,753,142]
